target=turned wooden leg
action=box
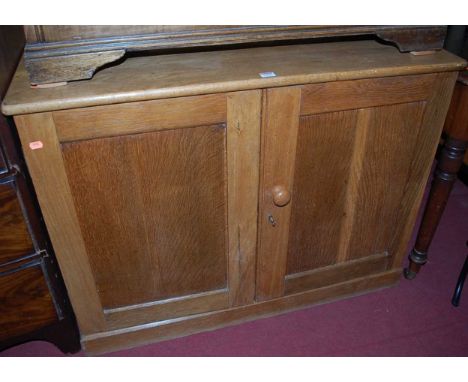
[404,136,468,279]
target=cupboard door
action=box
[257,73,457,301]
[15,91,261,334]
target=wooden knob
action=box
[272,185,291,207]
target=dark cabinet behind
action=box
[0,25,80,353]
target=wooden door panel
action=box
[345,102,426,260]
[287,110,358,273]
[16,91,261,334]
[61,124,228,309]
[287,102,426,275]
[257,74,442,300]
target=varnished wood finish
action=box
[300,74,434,115]
[24,25,235,42]
[289,110,357,271]
[0,179,35,264]
[285,253,390,295]
[260,75,433,301]
[342,102,426,261]
[0,264,57,341]
[61,125,228,309]
[23,25,444,47]
[21,26,447,84]
[104,289,229,330]
[82,269,401,355]
[53,93,226,142]
[256,87,301,302]
[405,74,468,278]
[445,78,468,142]
[7,40,463,353]
[226,91,261,306]
[14,113,106,334]
[406,137,467,278]
[14,91,264,335]
[390,72,459,270]
[3,41,466,116]
[25,50,126,85]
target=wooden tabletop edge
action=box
[2,60,466,116]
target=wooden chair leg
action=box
[404,136,468,280]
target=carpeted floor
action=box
[2,177,467,357]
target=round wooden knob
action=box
[272,185,291,207]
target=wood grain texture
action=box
[82,269,401,355]
[444,80,468,141]
[25,50,125,85]
[288,99,427,276]
[20,26,448,84]
[285,253,390,295]
[390,72,459,269]
[346,102,426,261]
[335,109,371,263]
[3,41,465,115]
[104,289,228,330]
[300,74,434,116]
[287,110,358,273]
[14,112,106,334]
[0,264,57,341]
[226,90,261,306]
[22,25,443,45]
[407,136,467,278]
[53,93,226,142]
[0,179,35,265]
[61,125,228,310]
[256,87,301,301]
[24,25,235,43]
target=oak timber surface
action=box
[2,40,466,115]
[61,125,228,309]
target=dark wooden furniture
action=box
[452,242,468,307]
[2,38,465,354]
[0,26,80,353]
[405,71,468,280]
[22,25,447,85]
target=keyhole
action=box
[268,214,277,227]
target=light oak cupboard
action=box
[2,40,466,354]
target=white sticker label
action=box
[29,141,44,150]
[259,71,277,78]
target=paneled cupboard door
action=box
[15,91,261,335]
[256,73,457,301]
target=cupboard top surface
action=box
[2,40,466,115]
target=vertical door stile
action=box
[14,112,106,334]
[227,90,262,306]
[256,87,301,302]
